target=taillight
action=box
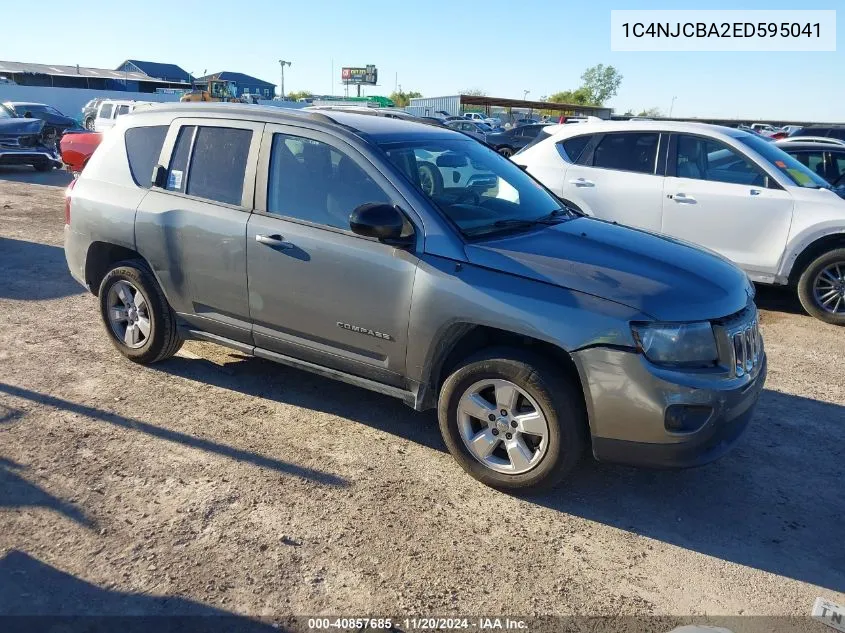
[64,178,76,225]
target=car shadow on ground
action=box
[0,165,73,186]
[0,237,85,301]
[0,382,348,488]
[159,353,446,453]
[532,389,845,593]
[0,550,283,630]
[0,457,95,529]
[157,353,845,592]
[754,283,806,316]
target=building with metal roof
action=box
[0,60,191,92]
[117,60,193,84]
[196,71,277,99]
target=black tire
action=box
[796,248,845,325]
[98,260,183,363]
[497,146,514,157]
[84,117,95,131]
[438,347,586,493]
[34,161,51,172]
[417,161,443,197]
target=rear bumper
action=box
[572,347,767,469]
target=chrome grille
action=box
[730,317,763,377]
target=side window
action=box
[592,132,659,174]
[125,125,168,188]
[185,127,252,205]
[675,135,766,186]
[98,103,113,119]
[266,133,390,231]
[116,105,130,117]
[559,135,593,163]
[166,125,195,193]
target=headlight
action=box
[631,322,718,366]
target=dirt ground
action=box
[1,167,843,629]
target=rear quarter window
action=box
[558,135,593,163]
[185,127,252,206]
[125,125,168,188]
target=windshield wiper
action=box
[465,208,573,236]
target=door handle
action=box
[750,189,761,196]
[569,178,595,187]
[671,193,697,204]
[255,234,294,249]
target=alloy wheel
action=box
[456,378,550,475]
[106,280,152,348]
[813,262,845,315]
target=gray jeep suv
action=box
[64,103,767,492]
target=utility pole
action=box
[278,59,291,100]
[523,89,530,100]
[669,95,677,118]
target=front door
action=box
[246,125,419,386]
[661,134,794,276]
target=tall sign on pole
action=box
[341,65,378,97]
[278,59,291,100]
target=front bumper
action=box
[0,149,62,168]
[572,346,767,469]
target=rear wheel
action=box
[797,248,845,325]
[98,261,183,363]
[84,117,95,131]
[417,161,443,197]
[438,348,586,492]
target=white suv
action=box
[514,121,845,324]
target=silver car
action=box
[446,119,490,142]
[64,103,766,492]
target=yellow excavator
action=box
[180,79,246,103]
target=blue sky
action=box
[2,0,841,120]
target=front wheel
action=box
[84,117,95,131]
[438,348,586,492]
[98,261,183,363]
[497,146,514,158]
[797,248,845,325]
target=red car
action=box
[59,131,101,176]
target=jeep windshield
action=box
[379,138,573,238]
[737,132,831,189]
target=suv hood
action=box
[464,218,752,322]
[0,118,45,136]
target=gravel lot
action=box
[1,167,843,629]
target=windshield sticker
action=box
[168,169,183,190]
[775,160,787,168]
[786,168,812,185]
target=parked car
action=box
[463,112,500,127]
[2,101,81,144]
[777,136,845,147]
[513,118,539,127]
[0,103,63,171]
[64,103,766,491]
[446,119,490,142]
[419,116,448,127]
[775,139,845,188]
[788,125,845,141]
[781,125,803,136]
[750,123,778,137]
[485,123,551,157]
[514,121,845,324]
[94,100,151,132]
[82,98,104,131]
[59,131,102,176]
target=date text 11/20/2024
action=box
[307,617,529,630]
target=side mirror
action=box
[349,203,409,243]
[151,164,168,188]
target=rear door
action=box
[245,124,419,385]
[94,102,114,132]
[661,133,794,275]
[560,131,665,231]
[135,118,263,344]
